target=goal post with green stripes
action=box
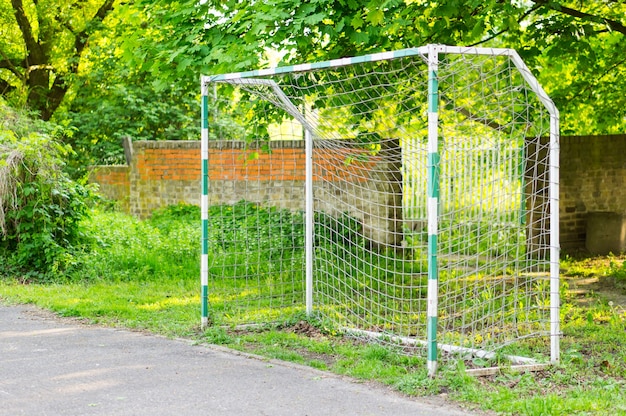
[200,44,560,375]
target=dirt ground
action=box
[563,255,626,308]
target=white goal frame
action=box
[200,44,560,375]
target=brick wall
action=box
[89,135,626,253]
[560,135,626,251]
[88,140,384,210]
[88,165,130,213]
[206,141,377,183]
[130,141,201,218]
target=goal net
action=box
[201,45,560,373]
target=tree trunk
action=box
[6,0,115,120]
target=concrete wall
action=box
[89,135,626,254]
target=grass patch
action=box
[0,279,200,337]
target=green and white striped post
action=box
[200,77,210,329]
[426,44,440,377]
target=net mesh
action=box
[203,48,555,363]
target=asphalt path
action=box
[0,302,478,416]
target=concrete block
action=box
[585,212,626,255]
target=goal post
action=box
[426,44,441,376]
[200,44,560,374]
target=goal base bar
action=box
[344,328,543,367]
[466,363,552,377]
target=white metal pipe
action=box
[549,114,561,363]
[305,129,314,316]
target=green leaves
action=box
[513,1,626,133]
[351,14,364,29]
[0,0,619,167]
[366,9,384,26]
[206,201,305,255]
[0,102,95,276]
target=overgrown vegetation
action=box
[0,102,94,276]
[1,203,625,415]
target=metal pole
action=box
[426,44,441,377]
[305,129,314,316]
[200,77,210,329]
[549,114,560,363]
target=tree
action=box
[56,34,198,171]
[514,0,626,134]
[0,0,116,120]
[136,0,625,135]
[0,1,200,170]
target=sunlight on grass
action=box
[0,278,200,336]
[137,296,199,311]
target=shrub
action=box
[206,200,305,255]
[0,102,94,276]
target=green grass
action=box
[1,204,626,415]
[0,279,200,336]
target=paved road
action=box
[0,303,477,416]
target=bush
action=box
[69,209,200,283]
[0,102,95,276]
[206,200,305,255]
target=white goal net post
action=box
[200,44,560,375]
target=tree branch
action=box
[73,0,116,61]
[468,4,542,48]
[10,0,42,62]
[0,49,24,79]
[533,0,626,35]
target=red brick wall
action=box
[207,147,304,181]
[136,147,200,181]
[98,142,376,185]
[88,165,130,212]
[206,145,376,182]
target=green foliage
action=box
[207,200,305,255]
[562,255,626,292]
[149,202,199,232]
[438,219,525,258]
[0,103,94,276]
[2,0,623,153]
[73,209,199,282]
[56,39,199,169]
[203,326,235,344]
[0,0,116,120]
[513,2,626,134]
[315,211,363,247]
[606,258,626,290]
[3,0,621,182]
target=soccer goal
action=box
[200,44,560,375]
